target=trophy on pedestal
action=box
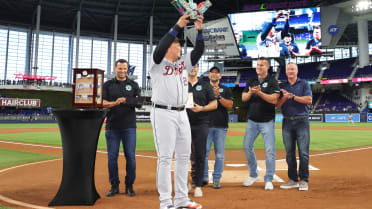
[171,0,212,21]
[72,68,104,108]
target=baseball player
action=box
[150,13,204,209]
[256,10,289,58]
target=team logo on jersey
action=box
[219,88,224,93]
[163,61,186,76]
[196,85,202,91]
[125,85,132,91]
[262,82,268,88]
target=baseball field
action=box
[1,122,372,209]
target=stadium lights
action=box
[352,0,372,14]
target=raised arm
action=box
[190,15,205,66]
[260,11,282,41]
[153,14,191,64]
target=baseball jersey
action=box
[280,42,299,57]
[306,39,322,55]
[150,53,193,107]
[256,32,282,58]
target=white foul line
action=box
[0,159,61,174]
[276,146,372,161]
[308,146,372,157]
[0,195,54,209]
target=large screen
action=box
[229,7,321,58]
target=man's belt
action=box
[283,115,308,120]
[152,103,185,111]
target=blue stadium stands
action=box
[239,70,258,84]
[289,14,310,29]
[315,93,357,112]
[321,58,356,79]
[354,65,372,78]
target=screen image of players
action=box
[280,33,300,57]
[256,10,289,58]
[305,26,322,55]
[229,7,321,58]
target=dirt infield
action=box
[1,139,372,209]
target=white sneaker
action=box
[187,182,192,193]
[265,182,274,191]
[299,180,308,191]
[280,179,299,189]
[243,176,260,186]
[194,187,203,197]
[177,199,202,209]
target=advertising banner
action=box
[325,114,360,122]
[0,98,41,107]
[275,114,283,123]
[320,79,348,85]
[309,114,323,122]
[185,17,240,57]
[276,114,323,122]
[367,113,372,122]
[353,77,372,83]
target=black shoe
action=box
[106,182,119,197]
[202,180,208,187]
[125,184,136,196]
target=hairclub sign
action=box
[242,0,308,11]
[0,98,40,107]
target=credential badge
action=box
[196,85,202,91]
[262,82,268,88]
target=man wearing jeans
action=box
[241,57,280,191]
[276,62,312,191]
[203,66,233,189]
[103,59,140,197]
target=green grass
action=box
[0,122,371,170]
[0,206,14,209]
[0,148,59,169]
[0,122,371,154]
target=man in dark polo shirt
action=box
[241,57,280,191]
[203,66,233,189]
[187,64,217,197]
[276,62,312,191]
[103,59,140,197]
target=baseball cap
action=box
[209,66,220,73]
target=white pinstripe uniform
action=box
[150,53,193,208]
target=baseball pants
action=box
[151,107,191,209]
